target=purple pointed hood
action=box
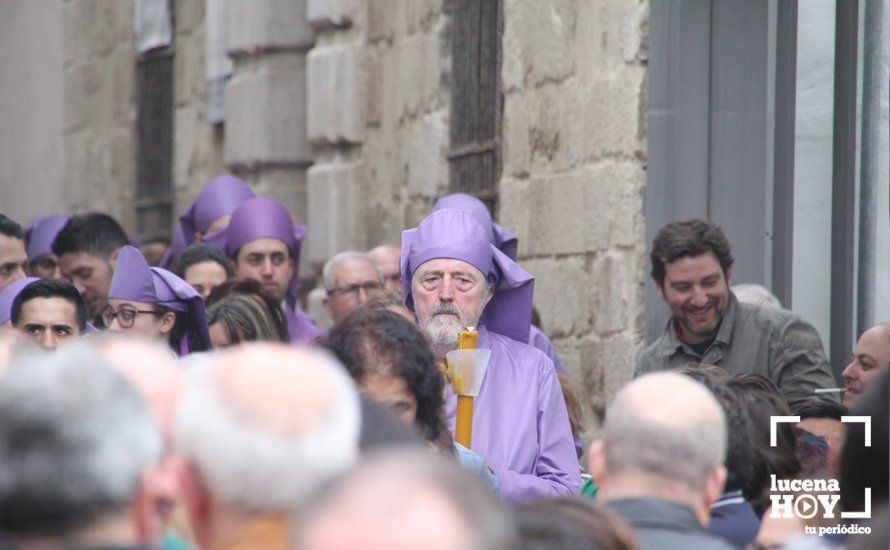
[401,209,533,344]
[0,277,40,325]
[109,246,211,354]
[24,215,69,260]
[219,197,306,308]
[164,175,252,269]
[432,193,518,261]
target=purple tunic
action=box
[444,326,581,502]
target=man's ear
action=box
[108,247,122,269]
[159,312,177,335]
[724,266,733,288]
[704,464,727,509]
[588,439,608,484]
[322,295,332,317]
[656,281,666,300]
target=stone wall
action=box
[61,0,138,233]
[305,0,451,266]
[171,0,226,223]
[498,0,649,439]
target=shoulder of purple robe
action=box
[528,324,567,374]
[287,306,326,346]
[480,329,581,502]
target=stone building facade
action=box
[1,0,650,442]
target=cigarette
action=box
[814,387,848,394]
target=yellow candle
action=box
[454,326,478,448]
[455,395,474,447]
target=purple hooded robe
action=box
[0,277,40,325]
[24,215,69,262]
[222,197,323,345]
[161,174,255,269]
[402,209,580,502]
[432,193,566,374]
[109,246,212,355]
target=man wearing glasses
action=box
[322,251,385,325]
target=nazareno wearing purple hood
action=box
[432,193,567,375]
[401,208,580,503]
[219,197,323,346]
[105,246,211,355]
[161,174,255,269]
[23,215,69,279]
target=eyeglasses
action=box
[101,306,162,328]
[328,281,384,298]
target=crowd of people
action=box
[0,173,886,550]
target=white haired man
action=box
[322,251,384,325]
[175,343,361,549]
[0,342,162,548]
[590,372,733,550]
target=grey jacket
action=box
[608,498,735,550]
[635,292,838,413]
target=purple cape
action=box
[443,326,580,502]
[401,209,534,344]
[432,193,518,261]
[218,197,321,345]
[109,246,211,354]
[159,224,188,270]
[24,215,69,260]
[0,277,40,325]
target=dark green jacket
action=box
[635,293,838,413]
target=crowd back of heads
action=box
[10,278,89,333]
[514,497,637,550]
[51,213,129,259]
[0,214,24,239]
[175,344,361,511]
[323,306,447,445]
[649,219,734,285]
[0,342,161,537]
[602,373,727,491]
[297,450,516,550]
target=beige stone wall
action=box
[498,0,649,439]
[172,0,226,222]
[305,0,451,266]
[61,0,138,233]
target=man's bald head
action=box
[603,373,726,490]
[367,244,402,292]
[297,450,515,550]
[175,343,360,511]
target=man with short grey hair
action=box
[175,343,361,549]
[0,342,162,547]
[589,372,733,550]
[322,251,384,325]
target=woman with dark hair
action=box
[323,306,447,445]
[105,246,211,355]
[205,277,289,343]
[173,243,234,301]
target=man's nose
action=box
[438,277,455,300]
[40,332,58,350]
[260,258,274,276]
[689,286,708,307]
[841,360,856,382]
